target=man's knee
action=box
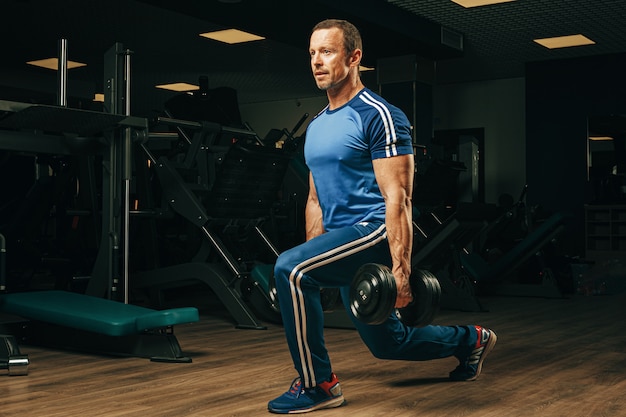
[367,340,400,360]
[274,251,294,280]
[273,247,305,292]
[358,324,407,360]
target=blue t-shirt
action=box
[304,88,414,231]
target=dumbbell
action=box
[349,263,440,327]
[1,335,29,376]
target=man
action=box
[268,19,497,414]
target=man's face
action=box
[309,27,352,91]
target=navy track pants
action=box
[274,221,477,388]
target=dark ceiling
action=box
[2,0,626,110]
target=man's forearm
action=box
[385,198,413,277]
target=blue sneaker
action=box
[450,326,497,381]
[268,373,345,414]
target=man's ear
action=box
[349,48,362,68]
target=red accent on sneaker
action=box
[475,325,490,348]
[317,373,342,398]
[288,378,302,396]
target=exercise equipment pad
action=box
[0,101,146,136]
[0,291,199,337]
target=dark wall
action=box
[380,80,433,147]
[526,52,626,256]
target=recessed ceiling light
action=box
[200,29,265,44]
[451,0,515,8]
[155,82,200,92]
[589,136,614,141]
[534,34,595,49]
[27,58,87,70]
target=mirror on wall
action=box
[587,115,626,204]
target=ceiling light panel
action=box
[27,58,87,70]
[200,29,265,44]
[534,34,595,49]
[451,0,515,8]
[155,83,199,92]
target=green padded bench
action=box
[0,290,199,361]
[0,290,199,336]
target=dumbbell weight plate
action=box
[395,269,440,327]
[269,274,340,312]
[320,288,340,311]
[350,263,397,325]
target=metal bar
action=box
[243,121,264,146]
[156,116,258,137]
[57,39,68,107]
[148,132,179,140]
[163,109,193,145]
[253,226,280,258]
[122,49,132,304]
[413,221,428,239]
[200,226,243,279]
[140,142,158,165]
[586,118,591,182]
[287,112,309,138]
[157,116,202,130]
[224,125,259,137]
[0,233,6,292]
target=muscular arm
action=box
[305,172,325,241]
[372,153,414,308]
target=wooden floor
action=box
[1,288,625,417]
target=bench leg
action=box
[3,320,192,363]
[0,334,29,375]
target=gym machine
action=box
[460,211,568,298]
[0,41,199,362]
[131,116,292,330]
[411,208,489,312]
[0,233,28,376]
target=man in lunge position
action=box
[268,19,497,414]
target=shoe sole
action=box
[268,396,345,414]
[466,330,497,381]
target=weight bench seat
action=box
[0,291,199,337]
